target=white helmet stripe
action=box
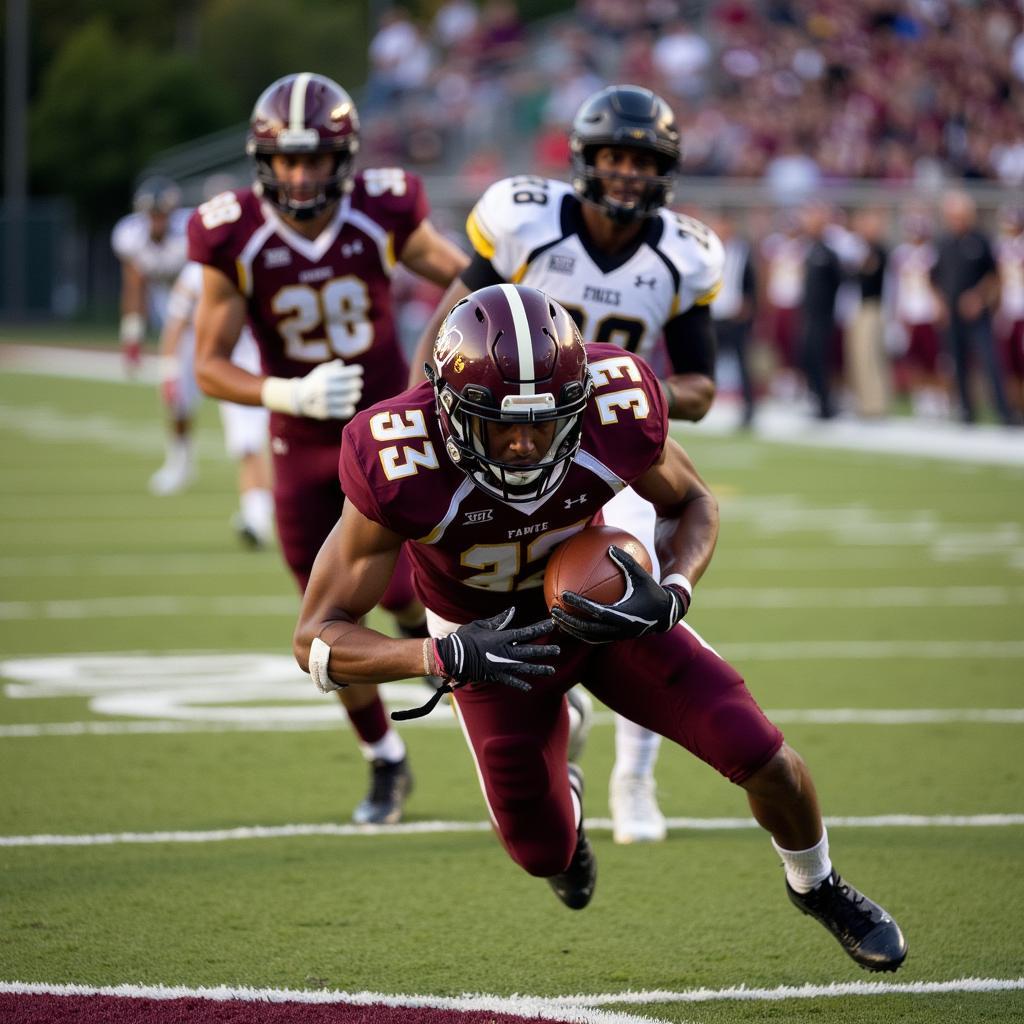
[290,72,313,130]
[498,283,535,396]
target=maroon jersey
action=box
[340,343,669,625]
[187,168,428,445]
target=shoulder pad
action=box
[466,177,571,280]
[655,210,725,311]
[111,214,146,260]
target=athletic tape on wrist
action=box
[660,572,693,599]
[260,375,298,415]
[309,636,333,693]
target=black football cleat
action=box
[787,869,908,972]
[547,764,596,910]
[352,757,413,825]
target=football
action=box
[544,525,653,614]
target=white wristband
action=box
[309,636,335,693]
[120,313,145,344]
[260,375,298,414]
[660,573,693,600]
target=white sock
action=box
[241,487,274,540]
[569,773,582,830]
[363,729,405,764]
[168,436,193,468]
[772,828,832,893]
[612,715,662,778]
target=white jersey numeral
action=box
[198,193,242,229]
[370,410,438,481]
[272,275,374,362]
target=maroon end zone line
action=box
[0,994,574,1024]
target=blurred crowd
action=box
[359,0,1024,189]
[679,190,1024,426]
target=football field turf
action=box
[1,354,1022,1022]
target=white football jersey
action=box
[111,208,191,328]
[466,176,723,366]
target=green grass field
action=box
[1,355,1022,1022]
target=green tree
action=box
[198,0,368,114]
[29,19,232,225]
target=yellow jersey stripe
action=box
[693,279,723,306]
[466,210,496,260]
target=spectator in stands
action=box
[931,190,1017,426]
[365,7,434,114]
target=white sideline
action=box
[0,981,670,1024]
[2,813,1023,847]
[2,977,1023,1018]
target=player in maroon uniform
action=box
[294,284,907,973]
[189,72,469,825]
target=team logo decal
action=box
[434,324,464,370]
[548,253,576,274]
[263,247,291,269]
[453,354,466,373]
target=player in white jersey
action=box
[158,261,274,543]
[111,177,193,492]
[410,85,724,844]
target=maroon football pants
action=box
[452,622,783,878]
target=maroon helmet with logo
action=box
[426,284,592,504]
[246,72,360,220]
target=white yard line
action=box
[2,588,1023,621]
[2,708,1023,739]
[2,813,1022,848]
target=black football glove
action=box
[551,546,691,644]
[436,607,559,688]
[392,608,559,721]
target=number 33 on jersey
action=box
[339,344,670,624]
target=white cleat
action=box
[148,458,196,496]
[232,512,274,549]
[610,772,667,844]
[565,686,593,764]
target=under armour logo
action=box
[635,275,656,289]
[564,493,588,509]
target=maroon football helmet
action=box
[426,284,592,504]
[246,72,360,220]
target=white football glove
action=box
[261,359,364,420]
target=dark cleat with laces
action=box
[352,757,413,825]
[787,869,908,972]
[546,764,597,910]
